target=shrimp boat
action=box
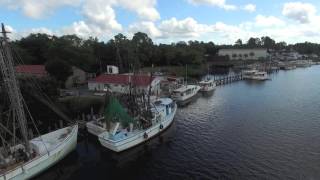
[87,69,177,152]
[97,96,177,152]
[0,23,78,180]
[87,95,177,152]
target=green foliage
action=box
[12,32,320,77]
[45,59,72,86]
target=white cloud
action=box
[158,17,213,38]
[282,2,317,24]
[188,0,237,10]
[243,4,256,12]
[0,0,81,19]
[117,0,160,21]
[255,15,285,27]
[129,21,162,38]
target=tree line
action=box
[12,32,320,76]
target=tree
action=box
[45,59,73,87]
[261,36,276,49]
[247,37,261,48]
[235,39,243,47]
[131,32,154,67]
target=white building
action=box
[218,49,269,60]
[88,74,161,95]
[106,65,119,74]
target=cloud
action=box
[117,0,160,21]
[188,0,237,10]
[255,15,285,27]
[0,0,81,19]
[243,4,256,12]
[158,17,214,39]
[129,21,162,38]
[282,2,317,24]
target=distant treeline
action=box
[12,32,320,74]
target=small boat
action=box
[199,79,216,92]
[91,97,177,152]
[242,70,258,79]
[242,70,269,81]
[250,71,269,80]
[171,85,201,106]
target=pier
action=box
[214,74,243,86]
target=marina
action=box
[33,64,320,180]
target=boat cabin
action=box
[172,85,198,98]
[199,79,216,91]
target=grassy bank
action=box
[59,96,105,118]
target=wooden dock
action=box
[214,74,243,86]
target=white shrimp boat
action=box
[0,23,78,180]
[171,85,201,106]
[199,79,216,92]
[0,125,78,180]
[98,98,176,152]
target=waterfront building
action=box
[218,48,269,60]
[65,66,88,88]
[15,65,48,78]
[88,74,161,94]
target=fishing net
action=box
[104,96,135,127]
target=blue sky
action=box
[1,0,320,44]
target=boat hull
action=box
[98,104,177,152]
[0,125,78,180]
[86,121,106,136]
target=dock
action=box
[214,74,243,86]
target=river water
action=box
[36,65,320,180]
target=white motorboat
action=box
[199,79,216,92]
[242,70,269,81]
[242,70,258,79]
[171,85,201,106]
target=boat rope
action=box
[22,97,50,155]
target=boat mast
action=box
[0,23,30,152]
[185,64,188,86]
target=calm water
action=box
[36,66,320,180]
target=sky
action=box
[1,0,320,44]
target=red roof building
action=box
[88,74,160,94]
[15,65,48,78]
[89,74,155,86]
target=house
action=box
[88,74,161,95]
[218,49,269,60]
[15,65,48,78]
[65,66,88,88]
